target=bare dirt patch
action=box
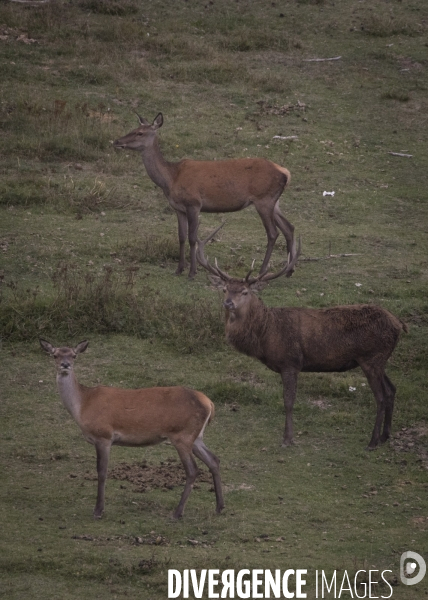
[256,99,307,116]
[227,371,265,387]
[109,458,213,492]
[390,424,428,469]
[0,26,37,44]
[398,57,424,71]
[223,483,255,492]
[72,532,170,547]
[308,397,332,410]
[411,516,428,530]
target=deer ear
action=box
[135,112,150,126]
[74,340,89,355]
[208,275,224,289]
[153,113,163,129]
[40,339,55,354]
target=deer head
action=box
[113,113,164,152]
[196,224,301,312]
[40,339,89,375]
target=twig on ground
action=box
[301,253,360,262]
[10,0,50,3]
[303,56,342,62]
[388,152,413,158]
[273,135,299,141]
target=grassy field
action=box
[1,0,427,598]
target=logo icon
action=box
[400,551,426,586]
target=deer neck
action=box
[226,296,269,355]
[56,370,83,423]
[141,136,175,196]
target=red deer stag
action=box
[40,339,224,519]
[113,113,295,278]
[197,225,407,450]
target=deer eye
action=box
[241,289,248,295]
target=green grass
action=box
[1,0,427,598]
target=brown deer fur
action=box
[113,113,295,278]
[40,339,224,519]
[197,233,407,450]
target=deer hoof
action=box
[281,440,294,448]
[365,444,378,452]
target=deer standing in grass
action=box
[197,225,407,450]
[113,113,295,278]
[40,339,224,519]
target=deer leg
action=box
[186,206,200,279]
[360,365,387,450]
[176,210,188,275]
[281,369,299,447]
[380,374,396,443]
[172,442,199,519]
[94,439,111,519]
[274,204,295,273]
[255,204,279,274]
[193,437,224,514]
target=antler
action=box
[196,223,232,282]
[198,225,301,284]
[246,236,302,285]
[244,259,256,282]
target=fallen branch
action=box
[388,152,413,158]
[272,135,299,140]
[300,253,360,262]
[303,56,342,62]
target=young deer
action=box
[197,225,407,450]
[113,113,295,278]
[40,339,224,519]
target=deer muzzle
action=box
[223,299,235,311]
